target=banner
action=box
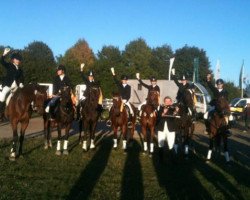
[239,60,244,98]
[214,60,220,82]
[168,57,175,80]
[193,57,199,83]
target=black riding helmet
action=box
[216,79,224,85]
[11,53,22,61]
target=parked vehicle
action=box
[230,98,250,119]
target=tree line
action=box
[0,38,241,100]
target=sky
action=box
[0,0,249,85]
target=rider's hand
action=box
[111,67,115,76]
[3,48,10,56]
[207,73,212,81]
[136,73,140,80]
[80,63,85,72]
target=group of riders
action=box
[0,48,232,137]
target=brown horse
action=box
[5,83,48,160]
[79,86,101,151]
[43,86,74,155]
[206,96,231,163]
[140,90,159,155]
[110,93,136,150]
[172,88,196,159]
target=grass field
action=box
[0,123,249,200]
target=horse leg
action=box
[141,126,147,153]
[122,125,127,150]
[9,120,18,160]
[78,119,82,144]
[43,119,50,149]
[82,120,88,151]
[183,128,189,159]
[89,122,96,149]
[223,136,230,163]
[113,127,118,149]
[55,123,62,156]
[206,137,214,161]
[149,126,154,155]
[18,121,29,157]
[63,123,70,155]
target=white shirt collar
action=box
[122,83,127,87]
[13,64,19,70]
[59,74,65,80]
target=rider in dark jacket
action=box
[204,73,232,136]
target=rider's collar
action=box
[13,64,19,70]
[59,74,65,80]
[218,88,223,92]
[122,83,127,87]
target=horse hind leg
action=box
[55,123,62,156]
[206,138,214,162]
[9,123,18,161]
[63,123,71,155]
[149,127,154,156]
[141,126,148,154]
[223,136,230,163]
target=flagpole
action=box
[168,57,175,80]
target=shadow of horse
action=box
[43,86,74,156]
[5,83,48,161]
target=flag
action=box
[239,60,244,88]
[193,57,199,82]
[239,60,244,98]
[214,60,220,81]
[168,57,175,80]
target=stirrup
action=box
[225,130,232,137]
[127,121,133,128]
[106,120,112,127]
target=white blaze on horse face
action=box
[207,149,212,160]
[34,90,38,95]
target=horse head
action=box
[146,91,159,109]
[216,96,230,117]
[59,86,73,111]
[85,86,100,106]
[112,92,122,116]
[33,84,48,115]
[183,89,195,108]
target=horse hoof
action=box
[149,154,152,158]
[55,150,61,156]
[44,145,48,150]
[9,156,16,161]
[206,159,211,164]
[63,150,69,155]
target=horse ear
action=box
[34,90,38,95]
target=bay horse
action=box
[43,86,74,156]
[140,90,159,155]
[175,88,195,158]
[79,85,101,151]
[5,83,48,160]
[206,96,231,163]
[109,92,136,150]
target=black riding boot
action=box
[0,101,5,120]
[76,104,81,121]
[204,120,210,135]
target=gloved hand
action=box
[111,67,115,76]
[207,73,212,81]
[136,73,140,79]
[80,63,85,71]
[3,48,11,56]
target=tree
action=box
[60,39,95,86]
[174,45,211,85]
[95,45,123,97]
[150,44,174,79]
[122,38,155,79]
[21,41,56,83]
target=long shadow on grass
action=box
[66,138,113,200]
[120,139,144,200]
[192,139,247,199]
[152,149,213,200]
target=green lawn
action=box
[0,133,249,200]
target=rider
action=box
[76,63,103,120]
[171,68,196,122]
[45,65,73,120]
[107,67,134,127]
[136,73,160,115]
[0,48,24,120]
[204,73,232,136]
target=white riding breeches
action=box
[0,86,11,102]
[158,122,175,149]
[138,101,146,111]
[123,100,134,116]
